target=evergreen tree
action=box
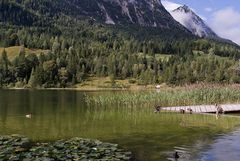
[28,68,37,88]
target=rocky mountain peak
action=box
[177,5,192,13]
[169,5,218,38]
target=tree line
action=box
[0,37,240,88]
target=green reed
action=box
[85,87,240,107]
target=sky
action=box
[162,0,240,45]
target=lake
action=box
[0,90,240,161]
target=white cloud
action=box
[209,7,240,45]
[162,0,181,11]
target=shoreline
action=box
[1,83,240,91]
[1,87,154,91]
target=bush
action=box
[128,79,136,84]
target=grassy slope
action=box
[74,77,157,90]
[137,52,172,61]
[0,46,49,61]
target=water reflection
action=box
[199,129,240,161]
[0,90,240,161]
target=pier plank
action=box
[163,104,240,113]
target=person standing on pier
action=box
[155,105,161,113]
[215,104,224,118]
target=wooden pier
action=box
[162,104,240,113]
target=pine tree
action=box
[28,68,37,88]
[1,49,9,77]
[67,47,77,82]
[0,72,3,88]
[52,37,61,54]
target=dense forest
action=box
[0,0,240,88]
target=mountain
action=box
[161,4,239,46]
[168,5,218,38]
[1,0,189,31]
[81,0,186,29]
[0,0,196,46]
[0,0,240,89]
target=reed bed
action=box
[85,87,240,107]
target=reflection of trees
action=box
[0,91,8,126]
[1,91,240,160]
[1,90,240,161]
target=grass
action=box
[155,53,172,61]
[85,85,240,107]
[137,52,172,61]
[74,77,157,90]
[193,50,234,61]
[0,46,49,61]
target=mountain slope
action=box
[0,0,240,89]
[169,5,218,38]
[1,0,189,31]
[0,0,196,48]
[0,1,38,26]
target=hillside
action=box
[0,46,49,61]
[0,0,196,50]
[1,0,187,29]
[0,0,240,88]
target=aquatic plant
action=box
[85,87,240,107]
[0,135,132,161]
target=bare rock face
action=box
[0,0,191,38]
[170,5,219,38]
[75,0,186,30]
[2,0,186,30]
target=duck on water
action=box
[25,114,32,119]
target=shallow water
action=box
[0,90,240,161]
[198,129,240,161]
